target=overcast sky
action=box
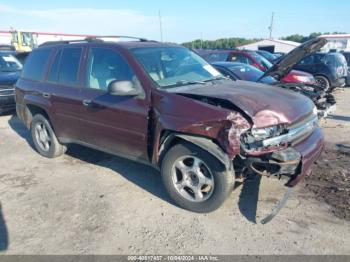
[0,0,349,43]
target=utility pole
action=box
[268,12,274,39]
[158,10,163,42]
[200,32,203,49]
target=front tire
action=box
[161,142,234,213]
[30,114,67,158]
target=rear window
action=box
[21,48,51,81]
[323,53,347,68]
[58,48,82,86]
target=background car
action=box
[293,52,348,90]
[0,51,22,114]
[212,61,276,84]
[340,51,350,86]
[198,49,316,85]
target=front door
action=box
[78,47,150,161]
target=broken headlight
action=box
[251,125,286,141]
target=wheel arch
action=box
[158,131,233,171]
[314,74,331,83]
[24,103,51,129]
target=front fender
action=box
[159,133,233,171]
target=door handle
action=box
[42,92,51,98]
[82,99,93,107]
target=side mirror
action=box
[107,80,140,96]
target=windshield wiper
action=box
[203,76,228,82]
[163,80,206,88]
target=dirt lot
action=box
[0,89,350,255]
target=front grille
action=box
[0,84,14,95]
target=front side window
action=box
[230,53,249,64]
[86,48,138,91]
[132,47,223,88]
[21,48,51,81]
[299,55,314,65]
[58,48,82,86]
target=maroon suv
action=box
[15,38,324,212]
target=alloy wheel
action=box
[34,121,52,152]
[171,156,214,202]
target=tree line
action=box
[182,32,347,50]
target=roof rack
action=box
[86,35,149,42]
[39,35,150,47]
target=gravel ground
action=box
[303,88,350,221]
[0,89,350,255]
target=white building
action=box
[237,39,300,53]
[319,34,350,52]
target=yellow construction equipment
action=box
[10,30,37,52]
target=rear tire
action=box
[161,142,234,213]
[30,114,66,158]
[315,75,330,91]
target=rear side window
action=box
[58,48,82,86]
[48,49,62,82]
[21,48,51,81]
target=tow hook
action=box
[260,187,293,224]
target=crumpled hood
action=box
[259,37,327,81]
[173,80,315,128]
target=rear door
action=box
[78,47,150,160]
[47,46,85,141]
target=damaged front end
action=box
[273,82,336,118]
[230,110,319,185]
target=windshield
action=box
[250,52,273,70]
[228,64,276,84]
[0,53,23,72]
[258,51,277,62]
[132,47,223,88]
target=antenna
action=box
[268,12,274,39]
[158,10,163,42]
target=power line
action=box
[158,10,163,42]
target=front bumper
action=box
[0,89,15,113]
[346,73,350,86]
[286,127,324,186]
[243,127,324,187]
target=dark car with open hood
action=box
[0,51,22,114]
[15,37,324,213]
